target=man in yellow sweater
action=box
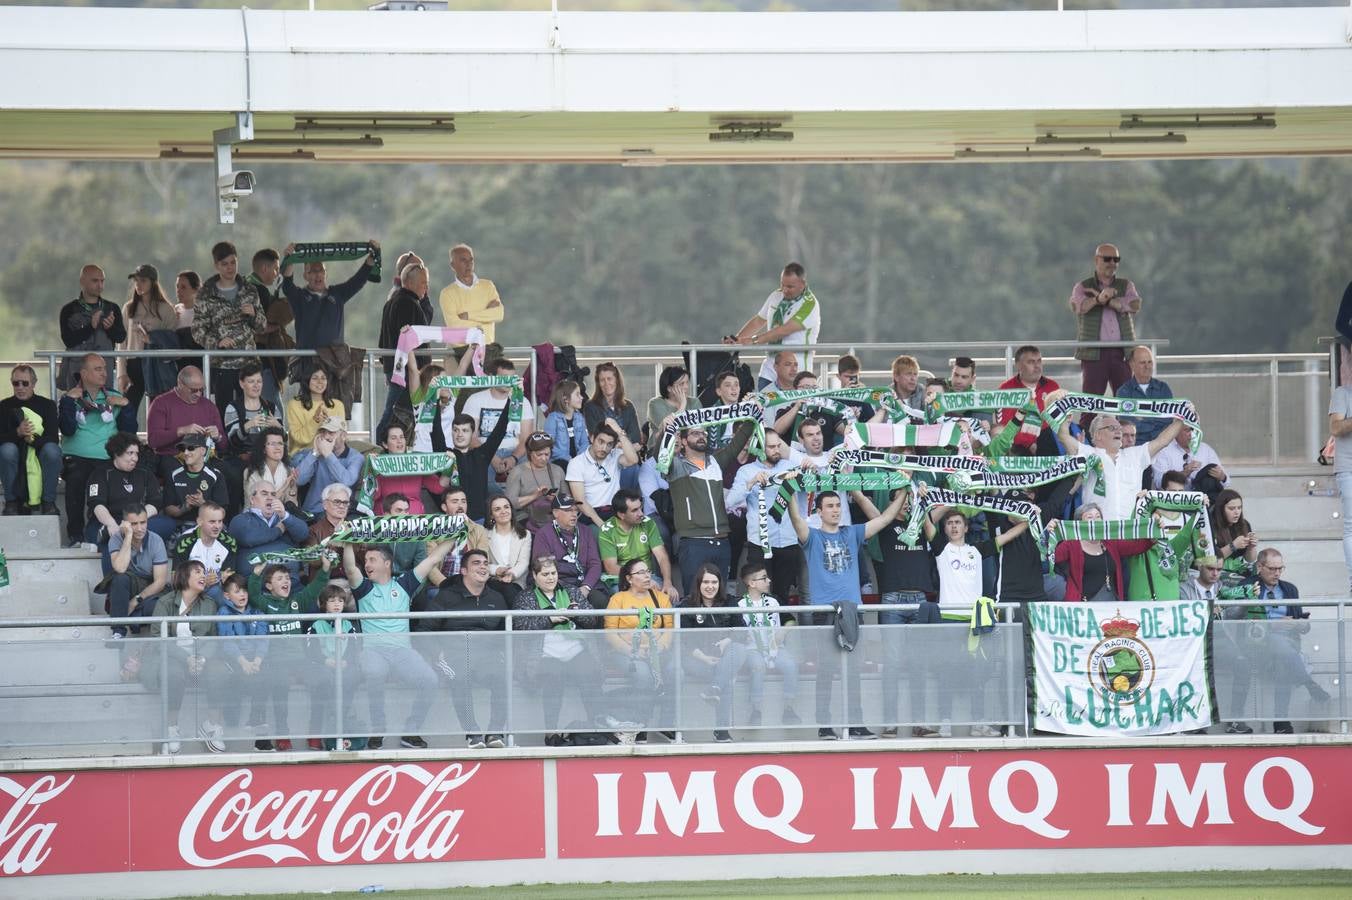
[437,244,504,341]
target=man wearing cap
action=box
[146,367,224,471]
[531,493,609,610]
[118,263,180,431]
[59,264,126,391]
[0,364,61,515]
[293,416,365,516]
[156,432,230,540]
[506,430,566,529]
[438,244,504,342]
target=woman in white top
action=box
[120,265,180,422]
[486,495,530,585]
[243,426,299,509]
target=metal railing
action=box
[32,337,1329,465]
[0,600,1344,757]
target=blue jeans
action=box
[678,536,732,591]
[713,642,799,727]
[361,643,437,734]
[0,441,62,505]
[1338,472,1352,592]
[878,591,940,725]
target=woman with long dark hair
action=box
[284,367,344,455]
[1210,488,1259,574]
[244,426,298,509]
[585,362,643,488]
[119,265,179,429]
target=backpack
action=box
[682,343,755,406]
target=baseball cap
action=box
[551,493,576,511]
[128,263,159,282]
[318,415,345,433]
[177,433,208,450]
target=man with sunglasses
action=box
[1070,243,1142,411]
[0,364,60,515]
[566,419,638,530]
[145,366,224,472]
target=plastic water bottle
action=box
[358,887,386,894]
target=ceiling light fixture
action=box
[954,146,1102,160]
[1119,113,1275,130]
[1036,132,1186,145]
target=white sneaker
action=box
[937,719,953,738]
[969,724,1002,738]
[199,720,225,753]
[162,725,182,755]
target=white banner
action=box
[1025,600,1216,736]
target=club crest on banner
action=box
[1086,611,1156,705]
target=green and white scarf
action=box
[760,471,912,555]
[844,421,971,453]
[897,487,1045,552]
[1044,393,1202,453]
[280,241,381,283]
[1042,519,1166,567]
[1131,490,1216,575]
[535,586,576,631]
[426,375,525,422]
[829,450,989,474]
[927,389,1039,423]
[947,455,1097,493]
[247,514,468,566]
[355,451,459,515]
[656,400,766,474]
[739,594,778,658]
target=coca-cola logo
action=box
[178,764,480,868]
[0,774,74,875]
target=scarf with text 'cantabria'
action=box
[896,487,1046,553]
[757,470,912,557]
[656,400,766,474]
[247,514,469,566]
[1044,393,1203,454]
[391,326,487,385]
[280,242,381,282]
[354,451,459,515]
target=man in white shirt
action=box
[566,419,638,529]
[1057,410,1187,520]
[459,358,533,497]
[1150,424,1228,493]
[728,262,821,390]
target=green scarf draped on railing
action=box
[355,452,459,515]
[280,242,382,283]
[656,400,765,474]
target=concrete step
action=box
[0,578,101,620]
[0,514,63,553]
[0,642,123,687]
[1243,495,1340,531]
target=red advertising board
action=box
[556,747,1352,857]
[0,760,544,877]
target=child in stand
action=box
[248,561,329,751]
[306,581,364,751]
[217,572,269,747]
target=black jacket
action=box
[0,395,59,451]
[419,580,507,632]
[378,286,431,379]
[60,297,127,349]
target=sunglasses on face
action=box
[11,380,29,387]
[1098,255,1121,263]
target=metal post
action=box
[671,613,682,743]
[366,349,378,441]
[334,613,344,747]
[529,347,538,414]
[159,619,171,750]
[1339,600,1347,735]
[46,351,58,400]
[1305,358,1322,464]
[1269,358,1280,465]
[841,624,851,741]
[504,614,515,748]
[1003,345,1014,380]
[201,350,212,398]
[689,347,698,395]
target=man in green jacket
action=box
[668,420,755,590]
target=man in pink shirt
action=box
[1069,243,1142,421]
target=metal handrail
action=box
[4,597,1346,630]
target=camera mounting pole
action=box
[213,111,254,224]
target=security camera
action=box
[217,170,256,197]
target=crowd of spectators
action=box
[0,241,1330,753]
